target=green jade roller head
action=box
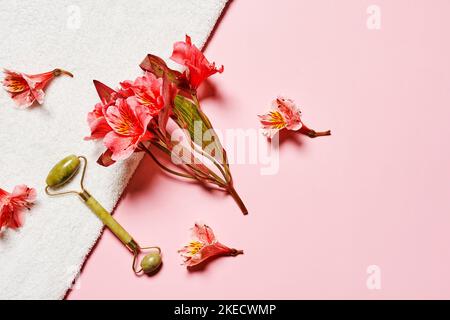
[45,155,162,275]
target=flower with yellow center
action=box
[179,223,243,268]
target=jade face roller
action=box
[45,155,162,275]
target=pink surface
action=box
[69,0,450,299]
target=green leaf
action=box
[173,95,225,163]
[173,95,206,144]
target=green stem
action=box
[152,140,220,184]
[139,143,196,180]
[188,94,231,183]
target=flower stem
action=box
[300,127,331,138]
[139,143,196,180]
[230,249,244,256]
[53,68,74,78]
[152,139,227,187]
[227,185,248,215]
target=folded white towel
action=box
[0,0,228,299]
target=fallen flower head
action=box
[0,185,36,231]
[2,68,73,108]
[259,96,331,139]
[179,223,243,268]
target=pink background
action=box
[69,0,450,299]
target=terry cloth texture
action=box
[0,0,228,299]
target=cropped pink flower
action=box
[258,97,303,138]
[170,35,224,89]
[179,223,243,268]
[2,68,72,108]
[102,97,152,161]
[259,97,331,139]
[0,185,36,231]
[119,72,164,116]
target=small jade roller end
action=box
[140,252,163,274]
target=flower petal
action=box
[10,185,37,204]
[2,69,28,93]
[119,73,165,116]
[23,71,54,90]
[0,188,9,200]
[192,223,217,245]
[170,35,223,89]
[85,115,112,140]
[103,131,136,161]
[275,97,302,131]
[85,102,112,140]
[93,80,117,104]
[31,88,46,105]
[0,184,36,231]
[10,90,36,109]
[185,242,233,267]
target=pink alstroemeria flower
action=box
[102,97,153,161]
[86,73,167,143]
[259,96,331,138]
[179,223,243,268]
[2,68,73,108]
[119,72,165,116]
[85,78,167,166]
[0,185,36,231]
[170,35,224,89]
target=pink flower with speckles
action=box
[179,223,243,268]
[2,68,72,108]
[102,97,152,162]
[259,96,331,138]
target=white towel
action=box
[0,0,228,299]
